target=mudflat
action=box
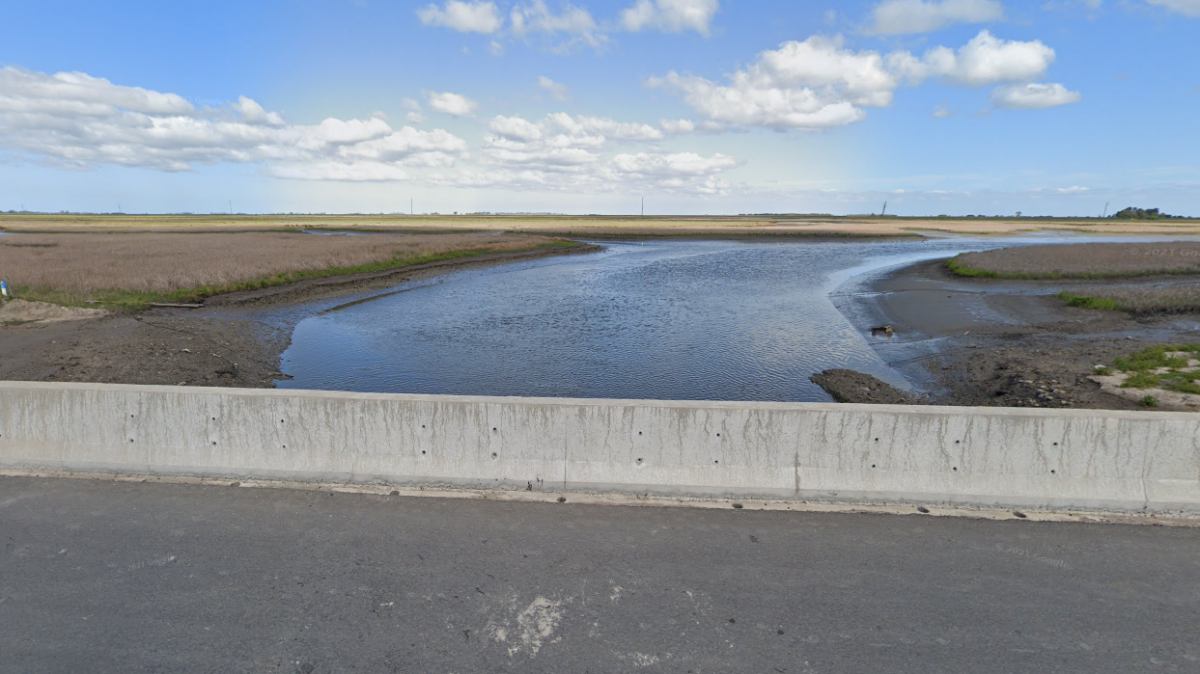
[837,257,1200,410]
[0,244,599,389]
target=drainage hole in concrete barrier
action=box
[917,506,930,514]
[390,490,400,496]
[492,427,497,432]
[953,466,958,471]
[716,433,721,437]
[230,482,241,487]
[874,437,879,442]
[212,441,217,446]
[557,496,566,503]
[871,464,876,468]
[1050,469,1056,475]
[129,439,134,443]
[714,460,719,464]
[636,458,643,464]
[955,440,960,444]
[422,425,426,429]
[492,453,498,458]
[638,431,642,435]
[1013,511,1028,519]
[732,503,743,509]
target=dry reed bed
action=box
[949,242,1200,278]
[0,231,563,296]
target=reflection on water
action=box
[275,234,1198,401]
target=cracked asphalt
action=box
[1,476,1198,673]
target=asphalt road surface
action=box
[1,476,1198,674]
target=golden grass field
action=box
[4,213,1200,236]
[0,230,568,307]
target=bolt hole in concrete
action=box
[1051,469,1056,474]
[491,453,497,458]
[953,466,958,471]
[871,464,877,468]
[422,450,426,455]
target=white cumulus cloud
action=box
[425,91,480,116]
[416,1,503,33]
[0,66,468,180]
[511,0,605,49]
[648,35,895,130]
[621,0,719,36]
[866,0,1004,35]
[991,82,1081,108]
[462,111,733,194]
[888,30,1055,86]
[651,30,1076,130]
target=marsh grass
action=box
[947,242,1200,279]
[1058,286,1200,315]
[0,231,572,309]
[1107,344,1200,395]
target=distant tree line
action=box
[1111,207,1185,220]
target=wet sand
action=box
[834,259,1200,410]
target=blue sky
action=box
[1,0,1197,216]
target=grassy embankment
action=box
[946,242,1200,315]
[0,231,577,310]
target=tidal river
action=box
[270,234,1142,402]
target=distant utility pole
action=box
[641,197,644,216]
[881,201,887,217]
[411,198,413,216]
[1102,202,1110,218]
[229,200,233,215]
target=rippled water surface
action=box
[275,235,1192,401]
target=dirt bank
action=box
[835,259,1200,410]
[0,244,599,389]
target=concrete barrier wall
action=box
[1,381,1198,512]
